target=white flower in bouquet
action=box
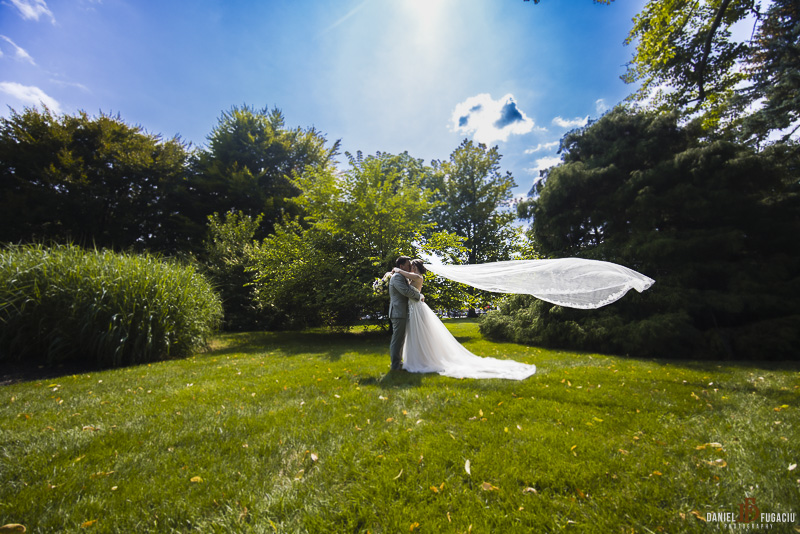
[372,271,393,295]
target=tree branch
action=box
[696,0,734,103]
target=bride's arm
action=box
[393,267,424,291]
[392,267,423,281]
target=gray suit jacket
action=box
[388,272,421,319]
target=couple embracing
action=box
[386,256,537,381]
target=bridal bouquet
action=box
[372,272,392,295]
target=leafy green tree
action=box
[194,105,340,239]
[427,140,518,265]
[425,140,519,315]
[623,0,800,140]
[0,107,189,250]
[622,0,755,128]
[202,211,267,331]
[248,152,459,328]
[495,107,800,359]
[734,0,800,142]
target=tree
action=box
[247,152,458,329]
[494,107,800,360]
[427,140,518,265]
[622,0,800,140]
[0,106,189,250]
[425,140,520,315]
[194,105,340,239]
[734,0,800,142]
[202,211,266,331]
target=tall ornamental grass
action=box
[0,244,223,367]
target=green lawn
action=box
[1,320,798,533]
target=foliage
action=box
[192,105,340,240]
[202,211,270,331]
[503,107,800,359]
[623,0,753,126]
[0,244,222,367]
[1,325,798,532]
[248,152,456,329]
[622,0,800,140]
[0,107,190,251]
[427,139,519,265]
[734,0,800,142]
[425,140,521,315]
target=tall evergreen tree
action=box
[491,107,800,359]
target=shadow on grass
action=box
[209,329,390,361]
[358,370,426,390]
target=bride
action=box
[392,259,537,380]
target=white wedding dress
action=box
[402,300,537,380]
[397,257,654,380]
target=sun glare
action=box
[402,0,441,19]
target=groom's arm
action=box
[391,273,421,301]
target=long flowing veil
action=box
[426,258,654,309]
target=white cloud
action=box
[0,82,61,113]
[524,141,558,154]
[552,115,588,129]
[7,0,55,23]
[451,93,539,144]
[595,98,609,114]
[0,35,36,65]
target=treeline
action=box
[0,106,522,333]
[0,105,336,252]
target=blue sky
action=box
[0,0,647,199]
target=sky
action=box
[0,0,648,199]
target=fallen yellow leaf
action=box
[481,482,499,491]
[430,485,439,493]
[0,525,26,533]
[190,476,203,483]
[409,522,420,532]
[80,520,97,528]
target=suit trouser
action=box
[390,318,407,370]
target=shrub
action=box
[0,244,223,367]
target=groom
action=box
[388,256,422,371]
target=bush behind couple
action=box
[387,256,427,372]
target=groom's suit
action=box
[388,272,421,370]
